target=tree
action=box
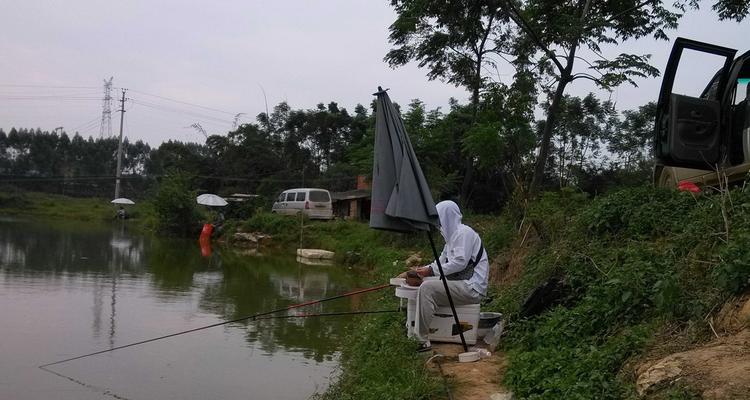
[386,0,750,196]
[385,0,519,204]
[501,0,749,193]
[543,93,616,187]
[607,101,656,171]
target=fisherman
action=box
[115,206,127,219]
[211,211,225,237]
[402,200,489,352]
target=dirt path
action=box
[426,343,512,400]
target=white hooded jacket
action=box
[428,201,489,296]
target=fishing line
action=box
[39,283,390,368]
[38,365,134,400]
[252,309,400,320]
[38,306,398,400]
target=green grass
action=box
[0,190,118,221]
[483,186,750,399]
[0,189,164,227]
[313,310,443,400]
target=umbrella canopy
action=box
[111,198,135,205]
[197,193,228,207]
[369,87,438,232]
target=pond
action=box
[0,217,368,400]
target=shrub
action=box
[152,170,201,236]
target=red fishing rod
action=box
[39,283,390,368]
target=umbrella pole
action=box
[427,230,468,352]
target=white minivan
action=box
[271,188,333,219]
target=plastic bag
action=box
[482,320,504,352]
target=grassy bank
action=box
[485,186,750,399]
[0,190,121,221]
[0,189,168,230]
[292,185,750,399]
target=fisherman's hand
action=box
[415,266,433,277]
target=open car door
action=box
[655,38,737,169]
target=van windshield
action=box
[309,190,330,202]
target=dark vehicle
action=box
[655,37,750,187]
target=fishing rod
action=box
[253,309,399,320]
[39,283,390,368]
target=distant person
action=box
[115,206,127,220]
[211,211,225,237]
[400,200,488,352]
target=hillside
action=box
[308,185,750,399]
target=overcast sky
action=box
[0,1,747,145]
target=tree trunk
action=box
[530,77,569,194]
[528,0,591,195]
[459,53,484,206]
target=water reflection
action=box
[0,217,362,363]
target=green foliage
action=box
[152,170,201,236]
[241,211,301,244]
[525,188,588,242]
[490,185,750,398]
[506,324,651,400]
[577,187,698,239]
[0,190,113,221]
[313,314,441,400]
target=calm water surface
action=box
[0,217,364,400]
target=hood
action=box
[436,200,462,241]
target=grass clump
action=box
[314,312,441,400]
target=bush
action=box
[493,185,750,398]
[241,211,301,244]
[152,170,201,236]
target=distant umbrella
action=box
[197,193,228,207]
[369,86,468,352]
[111,198,135,205]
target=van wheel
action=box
[656,166,678,189]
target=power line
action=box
[72,117,101,133]
[0,84,99,89]
[126,88,240,116]
[129,98,235,125]
[0,95,101,100]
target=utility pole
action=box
[114,89,126,199]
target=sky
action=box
[0,0,747,145]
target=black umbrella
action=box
[369,86,469,352]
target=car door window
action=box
[296,192,306,201]
[655,38,737,169]
[286,192,296,202]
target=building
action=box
[331,175,371,221]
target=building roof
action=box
[331,189,371,201]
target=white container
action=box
[395,286,417,300]
[427,304,480,345]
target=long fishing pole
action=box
[253,309,399,320]
[39,283,390,368]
